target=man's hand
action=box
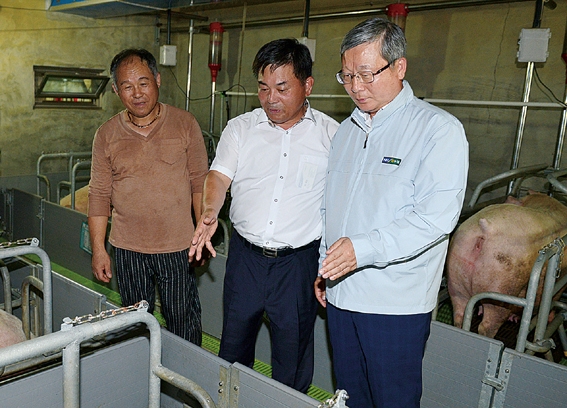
[318,237,357,281]
[189,208,219,262]
[92,248,112,283]
[314,276,327,308]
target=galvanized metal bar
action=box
[552,90,567,169]
[1,264,12,314]
[508,62,534,194]
[0,245,52,334]
[70,160,91,210]
[21,275,43,339]
[154,365,217,408]
[63,340,81,408]
[36,152,91,201]
[466,163,548,210]
[0,311,162,407]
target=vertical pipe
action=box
[532,251,560,346]
[166,9,171,45]
[507,0,546,193]
[63,340,81,408]
[508,62,534,194]
[1,265,11,314]
[185,19,194,111]
[553,92,567,169]
[302,0,310,37]
[554,17,567,169]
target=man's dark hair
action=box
[252,38,312,82]
[110,48,159,86]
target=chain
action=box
[61,300,149,329]
[554,237,565,278]
[318,390,349,408]
[0,237,40,249]
[539,237,565,278]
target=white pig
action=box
[446,192,567,338]
[0,308,26,348]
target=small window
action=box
[34,66,110,109]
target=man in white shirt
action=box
[190,38,339,392]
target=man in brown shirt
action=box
[88,49,208,344]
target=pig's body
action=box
[0,308,26,348]
[59,184,89,214]
[447,193,567,338]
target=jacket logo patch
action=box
[382,157,401,166]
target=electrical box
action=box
[159,45,177,66]
[298,37,316,62]
[517,28,551,63]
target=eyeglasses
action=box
[336,62,391,85]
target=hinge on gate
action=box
[481,375,505,391]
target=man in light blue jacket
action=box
[315,18,469,408]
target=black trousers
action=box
[219,232,319,393]
[114,247,202,345]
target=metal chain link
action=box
[61,300,149,329]
[0,237,40,249]
[539,237,565,278]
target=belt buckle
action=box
[262,247,278,258]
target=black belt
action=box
[236,232,320,258]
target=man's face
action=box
[341,41,406,116]
[112,56,161,119]
[257,64,313,130]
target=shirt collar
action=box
[255,100,315,129]
[351,80,414,131]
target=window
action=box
[34,66,110,109]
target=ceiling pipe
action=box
[164,0,536,32]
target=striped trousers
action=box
[114,247,202,345]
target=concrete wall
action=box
[1,1,566,201]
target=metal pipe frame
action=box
[21,275,43,339]
[1,263,12,314]
[57,160,91,206]
[0,245,53,335]
[461,234,567,356]
[465,163,549,210]
[0,311,216,408]
[36,152,92,201]
[547,168,567,194]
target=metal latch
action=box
[482,375,505,391]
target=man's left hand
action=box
[318,237,357,280]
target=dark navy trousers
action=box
[219,232,319,393]
[327,303,432,408]
[114,247,202,346]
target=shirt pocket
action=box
[159,139,185,165]
[296,154,328,190]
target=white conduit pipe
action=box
[223,91,565,108]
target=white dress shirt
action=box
[211,103,339,248]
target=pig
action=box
[0,308,26,348]
[446,192,567,338]
[59,184,89,214]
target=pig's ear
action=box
[505,196,522,206]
